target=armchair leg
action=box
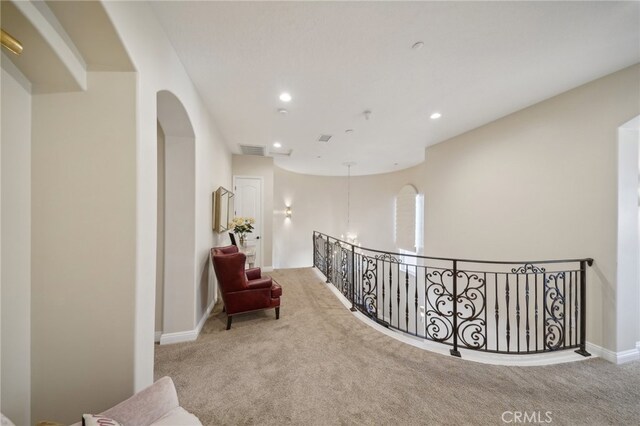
[275,307,280,320]
[226,315,232,330]
[222,305,226,313]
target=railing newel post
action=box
[575,259,591,357]
[450,260,461,357]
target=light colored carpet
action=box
[155,267,640,425]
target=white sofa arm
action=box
[101,376,179,426]
[70,377,181,426]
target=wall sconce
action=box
[285,206,292,218]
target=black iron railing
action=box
[313,231,593,358]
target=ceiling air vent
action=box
[269,149,293,157]
[317,134,332,142]
[239,144,266,156]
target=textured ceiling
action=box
[151,1,639,176]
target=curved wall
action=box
[423,64,639,353]
[273,164,425,268]
[275,64,640,358]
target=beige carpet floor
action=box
[155,268,640,425]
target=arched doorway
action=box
[156,90,197,342]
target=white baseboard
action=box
[586,341,640,364]
[154,331,162,343]
[262,266,274,272]
[159,329,197,345]
[159,298,216,345]
[196,298,216,334]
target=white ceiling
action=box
[151,1,639,176]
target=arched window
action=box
[395,184,424,253]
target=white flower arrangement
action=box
[229,216,255,242]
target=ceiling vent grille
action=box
[269,149,293,157]
[239,144,266,156]
[317,134,332,142]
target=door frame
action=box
[616,116,640,359]
[233,175,264,267]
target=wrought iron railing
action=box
[313,231,593,358]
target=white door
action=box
[234,176,263,266]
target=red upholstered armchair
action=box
[211,245,282,330]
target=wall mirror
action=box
[213,186,234,233]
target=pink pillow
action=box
[82,414,122,426]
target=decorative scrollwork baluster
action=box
[425,268,454,343]
[456,271,486,350]
[511,264,546,274]
[544,272,566,350]
[563,272,567,349]
[361,255,378,318]
[338,243,349,297]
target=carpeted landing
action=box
[155,268,640,425]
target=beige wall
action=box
[1,3,233,421]
[163,135,196,334]
[232,155,274,268]
[104,3,233,383]
[31,72,137,424]
[1,63,32,426]
[423,64,640,351]
[155,122,165,335]
[274,168,344,268]
[273,164,425,268]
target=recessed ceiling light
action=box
[412,41,424,50]
[273,142,282,148]
[279,92,292,102]
[430,112,442,119]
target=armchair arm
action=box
[246,277,272,290]
[245,267,262,280]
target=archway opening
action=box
[156,90,196,344]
